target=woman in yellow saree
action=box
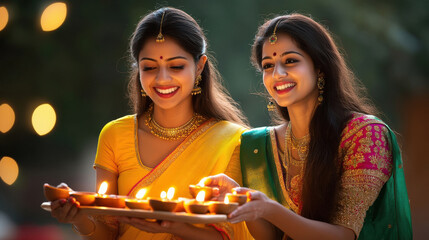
[49,7,252,240]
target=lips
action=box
[274,82,296,94]
[154,86,179,98]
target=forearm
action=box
[173,224,223,240]
[263,200,354,240]
[246,219,281,240]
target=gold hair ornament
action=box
[317,73,325,104]
[269,19,281,45]
[156,11,166,43]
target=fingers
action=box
[51,197,80,223]
[232,187,252,194]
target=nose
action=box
[273,64,287,80]
[156,66,172,83]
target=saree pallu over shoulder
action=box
[354,115,412,240]
[240,115,412,240]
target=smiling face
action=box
[138,37,206,111]
[261,33,318,109]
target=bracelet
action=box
[72,218,96,237]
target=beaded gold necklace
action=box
[282,122,310,193]
[144,106,206,141]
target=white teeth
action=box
[275,83,296,90]
[155,87,178,94]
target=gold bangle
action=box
[72,218,96,237]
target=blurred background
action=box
[1,0,428,239]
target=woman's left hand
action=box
[117,217,188,234]
[228,190,274,224]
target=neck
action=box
[287,95,318,138]
[152,103,194,128]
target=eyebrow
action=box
[139,56,188,62]
[261,51,304,61]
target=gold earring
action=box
[191,75,202,95]
[141,89,147,97]
[267,100,276,111]
[317,74,325,104]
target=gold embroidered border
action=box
[129,119,218,196]
[134,115,153,171]
[341,114,386,141]
[270,127,297,213]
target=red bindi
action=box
[160,56,163,59]
[273,52,277,56]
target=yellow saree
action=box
[94,115,252,240]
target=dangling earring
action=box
[267,100,276,111]
[317,74,325,105]
[191,75,202,95]
[141,89,147,97]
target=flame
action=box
[224,195,229,204]
[98,181,108,195]
[233,190,237,195]
[160,191,167,199]
[167,187,175,200]
[196,190,205,202]
[197,177,206,187]
[136,188,147,199]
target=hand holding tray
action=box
[41,202,227,224]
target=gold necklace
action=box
[144,106,206,141]
[282,123,310,180]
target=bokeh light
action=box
[0,6,8,31]
[0,103,15,133]
[31,103,56,136]
[40,2,67,32]
[0,156,19,185]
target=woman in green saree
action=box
[204,13,412,239]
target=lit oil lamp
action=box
[125,188,151,210]
[189,184,213,201]
[43,183,70,201]
[184,190,209,214]
[69,191,97,206]
[208,195,238,214]
[148,187,179,212]
[94,181,126,208]
[226,190,247,206]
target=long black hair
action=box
[252,13,377,223]
[128,7,248,127]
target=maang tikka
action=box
[269,19,282,45]
[156,11,166,43]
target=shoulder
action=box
[99,115,135,137]
[341,113,390,142]
[241,126,271,139]
[213,120,248,135]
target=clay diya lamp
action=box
[148,187,179,212]
[69,191,97,206]
[226,192,247,206]
[44,183,70,201]
[95,194,127,208]
[125,188,151,210]
[125,199,151,210]
[208,196,239,215]
[184,190,209,214]
[189,185,213,201]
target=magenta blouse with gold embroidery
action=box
[333,114,393,236]
[270,114,393,237]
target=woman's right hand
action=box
[200,173,240,201]
[50,183,87,224]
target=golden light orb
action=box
[40,2,67,31]
[31,103,57,136]
[0,103,15,133]
[0,156,19,185]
